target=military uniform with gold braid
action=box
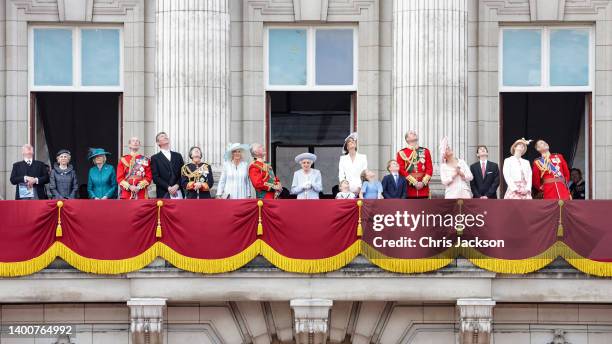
[396,145,433,199]
[116,153,153,199]
[181,162,214,199]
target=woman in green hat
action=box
[87,148,118,199]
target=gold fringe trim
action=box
[159,242,260,274]
[260,240,360,273]
[56,242,159,275]
[0,246,58,277]
[557,242,612,277]
[361,242,455,273]
[6,240,612,277]
[461,244,560,274]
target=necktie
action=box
[481,162,486,178]
[26,160,32,166]
[394,174,398,186]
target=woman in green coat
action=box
[87,148,118,199]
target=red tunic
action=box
[532,153,571,200]
[396,146,433,199]
[249,160,280,199]
[117,153,153,200]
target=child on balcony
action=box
[336,179,356,199]
[359,169,383,199]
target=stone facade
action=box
[2,259,612,343]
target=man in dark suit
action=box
[151,132,185,199]
[469,145,500,199]
[10,144,50,200]
[382,160,407,199]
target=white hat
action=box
[295,152,317,164]
[224,143,250,161]
[343,132,359,154]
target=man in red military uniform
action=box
[249,143,281,199]
[117,137,153,199]
[532,140,571,200]
[396,130,433,199]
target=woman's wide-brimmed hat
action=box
[295,152,317,164]
[87,148,111,160]
[224,143,250,161]
[510,138,532,156]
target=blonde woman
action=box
[503,138,533,199]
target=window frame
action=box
[499,26,594,92]
[29,24,124,92]
[264,25,358,91]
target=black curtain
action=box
[37,93,120,196]
[502,93,584,167]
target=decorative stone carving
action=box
[290,299,333,344]
[58,0,94,21]
[549,329,571,344]
[293,0,328,21]
[127,298,166,344]
[456,298,495,344]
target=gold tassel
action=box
[357,200,363,237]
[156,200,164,238]
[55,201,64,238]
[456,199,464,236]
[257,200,264,236]
[557,200,565,238]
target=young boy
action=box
[382,160,407,199]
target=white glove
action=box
[303,182,311,189]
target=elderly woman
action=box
[291,153,323,199]
[503,138,533,199]
[217,143,251,199]
[439,137,473,199]
[49,149,79,199]
[87,148,117,199]
[338,132,368,195]
[181,146,214,199]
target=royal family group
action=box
[8,131,586,201]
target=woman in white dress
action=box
[216,143,252,199]
[338,132,368,195]
[291,153,323,199]
[439,137,473,199]
[503,138,533,199]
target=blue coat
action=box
[382,173,407,199]
[87,164,117,199]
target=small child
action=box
[336,179,356,199]
[359,169,383,199]
[381,160,407,199]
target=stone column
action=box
[290,299,333,344]
[456,298,495,344]
[0,1,6,199]
[127,298,166,344]
[392,0,468,165]
[156,0,230,167]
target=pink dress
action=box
[440,159,473,199]
[503,156,532,199]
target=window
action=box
[266,26,357,90]
[268,29,307,86]
[500,27,592,91]
[30,26,123,91]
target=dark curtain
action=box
[37,93,120,196]
[502,93,584,167]
[270,91,351,146]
